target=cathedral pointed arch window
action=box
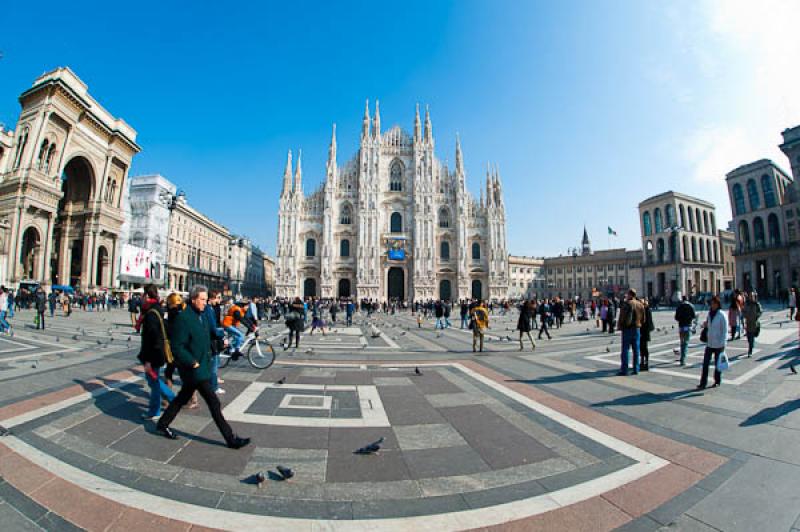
[390,212,402,233]
[440,241,450,260]
[306,238,316,257]
[340,204,352,225]
[390,161,403,192]
[340,239,350,257]
[472,242,481,260]
[438,207,451,228]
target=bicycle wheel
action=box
[218,351,232,369]
[248,340,275,369]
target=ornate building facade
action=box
[276,102,508,301]
[0,68,140,291]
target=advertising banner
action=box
[121,244,153,280]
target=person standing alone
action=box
[697,296,728,390]
[34,288,47,330]
[674,296,696,367]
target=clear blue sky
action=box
[2,0,798,256]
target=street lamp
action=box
[665,225,684,303]
[158,189,186,290]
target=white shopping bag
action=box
[716,351,730,372]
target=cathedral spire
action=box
[414,103,422,142]
[327,123,337,170]
[362,99,370,140]
[455,133,464,176]
[582,226,591,256]
[294,149,303,196]
[485,166,493,206]
[424,104,433,144]
[373,100,381,138]
[282,149,292,196]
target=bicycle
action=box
[218,327,276,370]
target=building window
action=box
[732,184,746,215]
[441,241,450,260]
[340,239,350,257]
[665,204,676,227]
[306,238,316,257]
[340,205,352,225]
[753,216,765,248]
[654,208,663,233]
[438,208,450,228]
[747,178,761,210]
[472,242,481,260]
[762,174,777,208]
[390,212,402,233]
[768,213,781,246]
[12,128,29,170]
[643,212,652,236]
[390,161,403,191]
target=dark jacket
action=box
[674,302,696,327]
[641,306,655,342]
[618,299,645,329]
[138,305,168,368]
[35,292,46,312]
[170,305,213,383]
[517,303,533,332]
[203,303,224,354]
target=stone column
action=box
[41,213,53,287]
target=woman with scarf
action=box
[138,285,176,420]
[698,295,728,390]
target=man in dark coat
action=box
[156,285,250,449]
[34,288,47,330]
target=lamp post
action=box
[665,225,684,303]
[158,189,185,290]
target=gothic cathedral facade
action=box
[275,102,508,302]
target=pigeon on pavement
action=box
[255,471,266,487]
[276,465,294,480]
[355,436,384,455]
[0,425,11,437]
[276,376,286,385]
[414,367,422,376]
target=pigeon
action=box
[400,331,407,336]
[276,465,294,481]
[414,367,422,376]
[96,339,102,345]
[56,336,60,343]
[127,337,132,343]
[605,347,610,352]
[354,436,384,455]
[31,360,38,369]
[791,365,797,375]
[276,376,286,385]
[253,471,266,487]
[673,348,679,356]
[305,348,314,355]
[72,334,79,341]
[0,425,11,437]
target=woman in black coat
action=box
[640,298,655,371]
[138,288,176,420]
[517,300,536,351]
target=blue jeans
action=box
[0,311,10,333]
[211,354,219,391]
[620,328,640,374]
[225,326,245,351]
[145,366,176,417]
[679,328,691,365]
[435,317,445,329]
[461,315,468,328]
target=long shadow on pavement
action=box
[592,389,704,408]
[507,368,620,386]
[739,399,800,427]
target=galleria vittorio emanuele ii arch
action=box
[0,67,140,291]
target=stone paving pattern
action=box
[0,307,797,530]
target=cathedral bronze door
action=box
[439,280,452,301]
[304,278,317,298]
[471,280,483,300]
[387,267,404,300]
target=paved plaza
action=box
[0,307,798,531]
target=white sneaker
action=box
[216,388,226,394]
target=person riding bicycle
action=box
[223,299,257,358]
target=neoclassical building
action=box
[276,102,508,301]
[0,67,140,291]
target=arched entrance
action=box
[439,279,452,301]
[471,279,483,300]
[96,246,109,287]
[338,279,351,298]
[52,157,94,288]
[303,278,317,298]
[19,227,40,280]
[387,267,404,300]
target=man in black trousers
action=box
[156,285,250,449]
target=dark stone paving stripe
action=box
[0,476,83,531]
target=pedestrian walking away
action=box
[743,292,762,358]
[517,300,536,351]
[674,296,696,366]
[156,285,250,449]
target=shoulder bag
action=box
[148,308,174,365]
